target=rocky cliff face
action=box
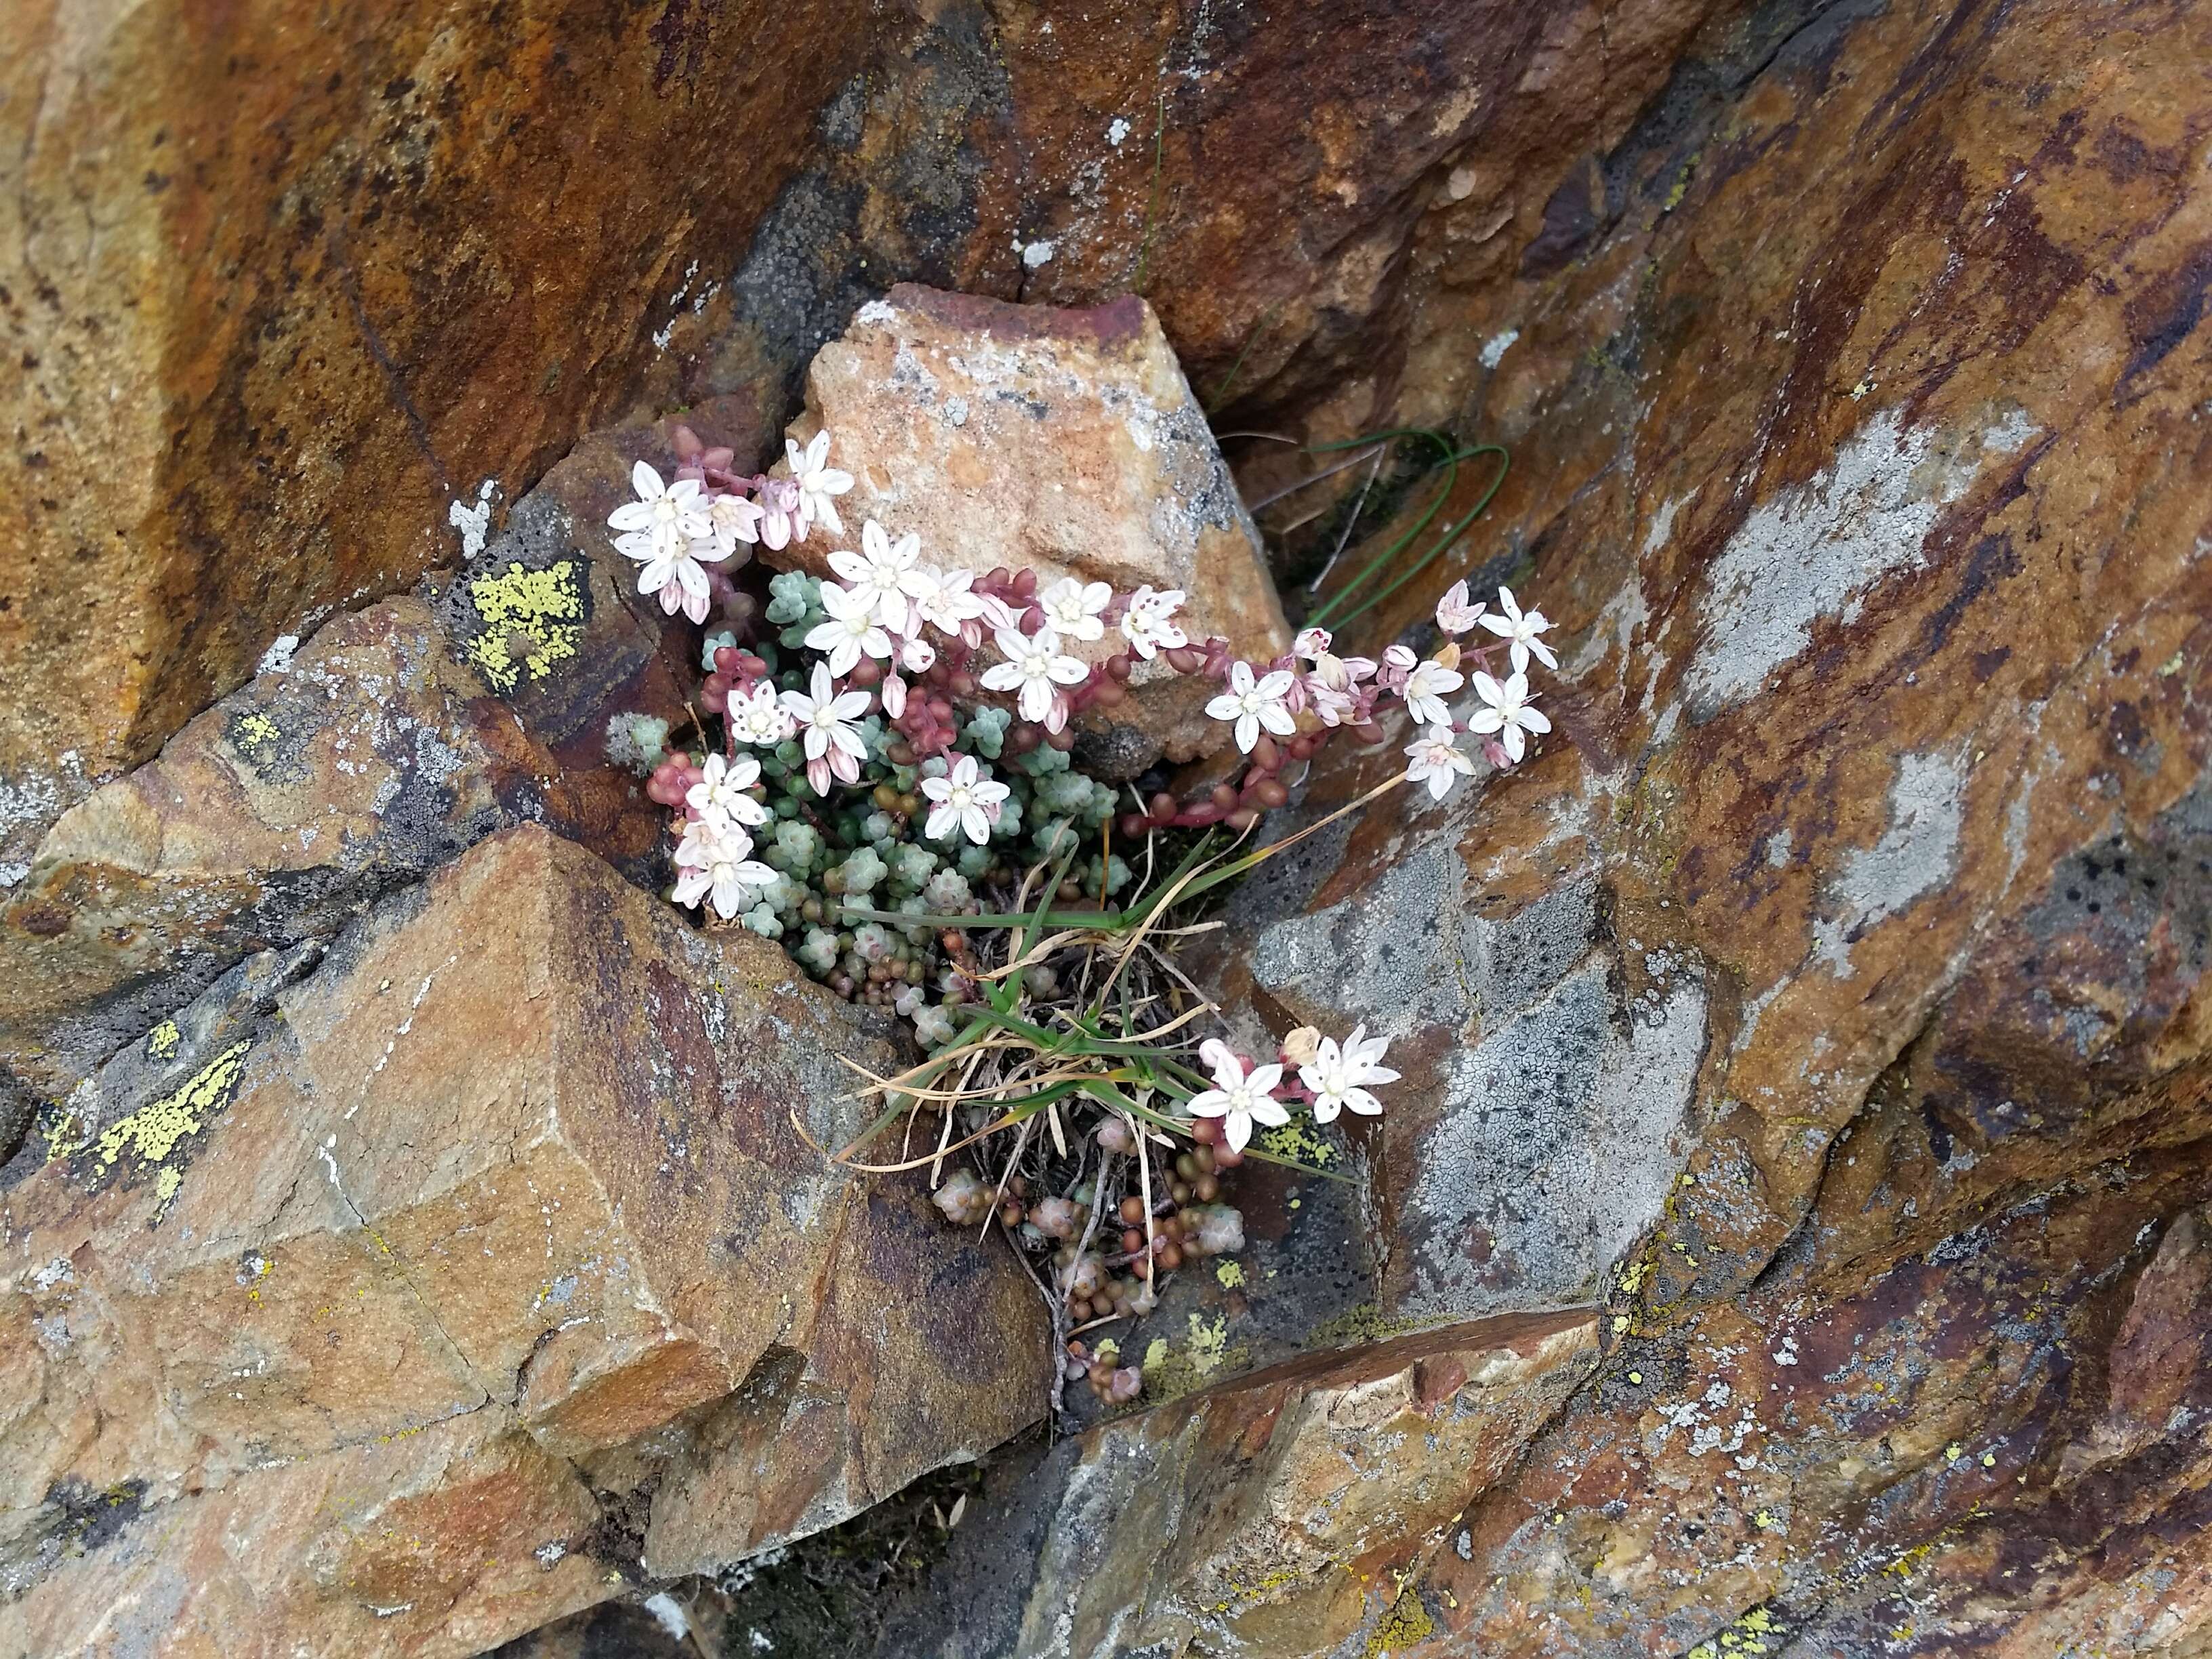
[5,0,2209,1655]
[867,0,2212,1653]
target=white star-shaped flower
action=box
[1468,670,1551,763]
[1120,586,1188,659]
[686,752,771,830]
[979,626,1088,724]
[1399,656,1465,729]
[608,462,710,561]
[920,754,1010,846]
[1404,723,1477,800]
[1205,661,1297,754]
[830,520,919,630]
[901,564,989,638]
[781,663,874,796]
[617,531,714,624]
[726,680,797,747]
[1435,579,1487,636]
[1477,585,1557,672]
[695,492,763,562]
[1187,1048,1290,1155]
[805,580,895,676]
[787,430,855,538]
[1298,1024,1399,1124]
[1038,577,1112,642]
[672,817,779,921]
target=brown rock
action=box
[0,824,1044,1654]
[0,528,737,1107]
[876,1309,1597,1659]
[0,0,1739,865]
[0,597,554,1102]
[0,0,872,864]
[693,0,1730,470]
[3,1411,607,1659]
[770,285,1291,770]
[861,0,2212,1648]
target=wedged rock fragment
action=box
[771,285,1292,772]
[0,825,1044,1656]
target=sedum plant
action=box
[604,419,1557,1406]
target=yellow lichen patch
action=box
[43,1111,87,1163]
[1662,150,1702,213]
[1256,1118,1337,1168]
[152,1166,183,1218]
[233,712,281,754]
[1215,1260,1246,1289]
[91,1041,251,1174]
[1214,1563,1312,1612]
[1366,1591,1435,1656]
[1691,1605,1785,1656]
[465,560,585,693]
[1141,1316,1252,1403]
[1617,1258,1652,1296]
[1185,1313,1229,1377]
[146,1020,181,1060]
[1309,1302,1446,1351]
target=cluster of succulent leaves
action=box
[644,571,1134,1031]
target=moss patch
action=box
[715,1456,994,1659]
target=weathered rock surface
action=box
[0,598,550,1103]
[0,480,719,1113]
[867,0,2212,1652]
[0,825,1044,1655]
[771,285,1291,769]
[3,0,1744,890]
[699,0,1734,480]
[0,0,872,865]
[874,1311,1598,1659]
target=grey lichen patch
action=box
[1250,842,1473,1033]
[1683,406,2036,720]
[1406,959,1706,1318]
[0,750,94,889]
[1251,813,1696,1321]
[1809,749,1966,975]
